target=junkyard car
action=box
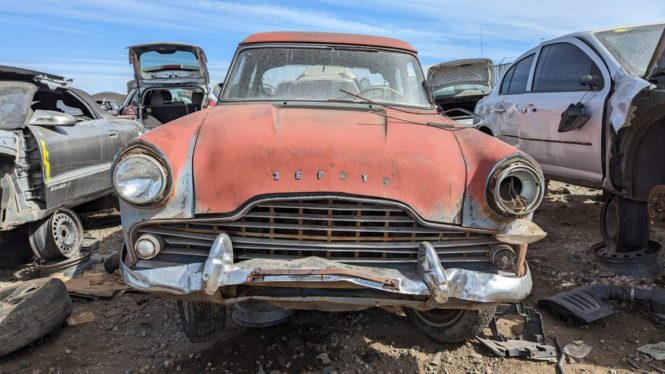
[124,43,209,129]
[114,32,547,343]
[428,58,493,124]
[0,66,141,260]
[476,24,665,253]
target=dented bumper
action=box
[121,233,532,308]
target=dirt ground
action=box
[1,181,665,374]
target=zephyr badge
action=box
[272,170,374,182]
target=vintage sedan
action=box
[114,32,546,343]
[0,66,141,260]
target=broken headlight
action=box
[487,158,544,217]
[113,153,168,205]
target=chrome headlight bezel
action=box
[112,150,169,206]
[487,157,544,218]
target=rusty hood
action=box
[190,104,468,224]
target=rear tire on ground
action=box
[0,278,72,356]
[405,307,495,344]
[177,301,226,343]
[601,193,650,252]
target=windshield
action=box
[596,24,665,76]
[222,46,432,108]
[138,50,201,79]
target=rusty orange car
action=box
[112,32,547,343]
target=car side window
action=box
[499,54,534,95]
[532,43,603,92]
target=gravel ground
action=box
[1,181,665,374]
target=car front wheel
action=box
[405,307,495,344]
[177,301,226,343]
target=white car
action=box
[476,24,665,256]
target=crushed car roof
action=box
[239,32,417,53]
[0,65,71,87]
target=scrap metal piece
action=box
[563,341,593,359]
[554,335,566,374]
[477,303,557,362]
[476,337,557,361]
[638,342,665,360]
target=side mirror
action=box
[28,110,76,127]
[558,102,590,132]
[579,74,603,90]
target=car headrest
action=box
[150,90,172,106]
[191,91,204,106]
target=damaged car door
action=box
[518,40,609,186]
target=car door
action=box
[517,39,609,185]
[28,89,123,208]
[490,54,535,146]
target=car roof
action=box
[239,32,417,53]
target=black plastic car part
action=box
[538,284,665,326]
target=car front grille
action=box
[133,198,499,268]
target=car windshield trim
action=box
[220,45,434,110]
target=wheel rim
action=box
[413,309,465,328]
[50,210,83,257]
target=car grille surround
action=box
[133,197,498,267]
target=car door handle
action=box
[520,105,537,114]
[108,129,118,137]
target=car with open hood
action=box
[428,58,493,125]
[114,32,546,344]
[475,24,665,262]
[124,42,210,130]
[0,66,141,261]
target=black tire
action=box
[601,193,650,252]
[29,208,84,260]
[405,307,495,344]
[0,278,72,356]
[177,301,226,343]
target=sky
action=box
[1,0,663,94]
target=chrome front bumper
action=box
[121,233,532,307]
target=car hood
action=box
[127,43,209,90]
[427,58,493,92]
[191,104,468,224]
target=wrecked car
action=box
[428,58,493,125]
[114,32,547,344]
[0,66,141,260]
[475,24,665,259]
[124,43,210,129]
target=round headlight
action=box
[113,154,167,205]
[488,160,544,217]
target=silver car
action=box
[476,24,665,254]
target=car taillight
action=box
[207,99,216,107]
[122,106,136,117]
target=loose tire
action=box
[29,208,84,260]
[601,193,650,252]
[405,307,495,344]
[177,301,226,343]
[0,278,72,356]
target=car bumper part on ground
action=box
[121,233,532,308]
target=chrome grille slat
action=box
[135,198,497,266]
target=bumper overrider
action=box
[121,233,532,309]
